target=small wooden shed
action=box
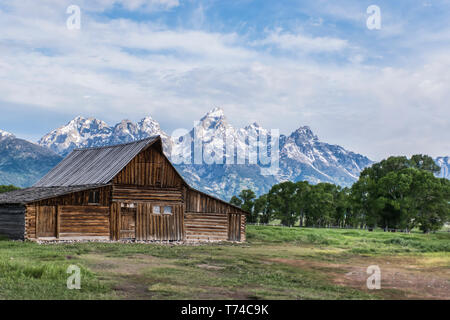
[0,136,246,242]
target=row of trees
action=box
[0,185,20,194]
[230,155,450,233]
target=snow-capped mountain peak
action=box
[39,114,170,156]
[138,116,165,138]
[0,129,15,140]
[38,116,112,155]
[245,122,262,130]
[198,107,229,131]
[289,126,319,142]
[203,107,225,119]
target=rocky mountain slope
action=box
[0,131,62,188]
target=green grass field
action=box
[0,226,449,300]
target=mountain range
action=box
[37,108,374,198]
[0,108,448,200]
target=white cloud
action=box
[253,29,349,53]
[110,0,180,11]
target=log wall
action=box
[110,202,120,240]
[110,202,184,241]
[0,205,25,240]
[184,188,247,242]
[184,213,229,242]
[228,213,241,241]
[25,186,111,240]
[32,186,111,207]
[185,188,243,214]
[59,205,110,239]
[112,185,182,203]
[25,205,36,239]
[241,214,246,242]
[113,147,183,188]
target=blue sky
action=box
[0,0,449,160]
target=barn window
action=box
[88,191,99,204]
[163,206,172,215]
[153,206,161,214]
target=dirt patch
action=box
[83,253,180,299]
[269,256,450,300]
[84,253,177,275]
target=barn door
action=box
[120,204,136,240]
[228,213,241,241]
[136,203,183,241]
[37,206,57,238]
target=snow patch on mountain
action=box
[0,129,15,140]
[435,156,450,179]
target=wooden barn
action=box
[0,136,246,242]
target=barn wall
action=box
[0,205,25,240]
[59,206,110,239]
[110,202,184,241]
[25,205,36,240]
[136,203,184,241]
[241,214,246,242]
[113,146,183,188]
[24,186,111,240]
[32,186,111,206]
[184,188,247,242]
[110,202,120,240]
[112,185,182,203]
[184,212,228,242]
[185,188,243,214]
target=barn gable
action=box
[34,136,161,187]
[112,140,184,188]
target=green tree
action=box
[254,194,271,224]
[351,155,449,231]
[230,190,257,223]
[376,169,415,230]
[350,178,369,228]
[230,196,242,208]
[0,185,20,194]
[239,189,257,222]
[333,187,352,228]
[295,181,311,227]
[304,183,335,227]
[409,171,450,233]
[268,181,298,226]
[409,154,441,174]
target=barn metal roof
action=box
[34,136,160,187]
[0,184,107,205]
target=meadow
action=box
[0,226,448,300]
